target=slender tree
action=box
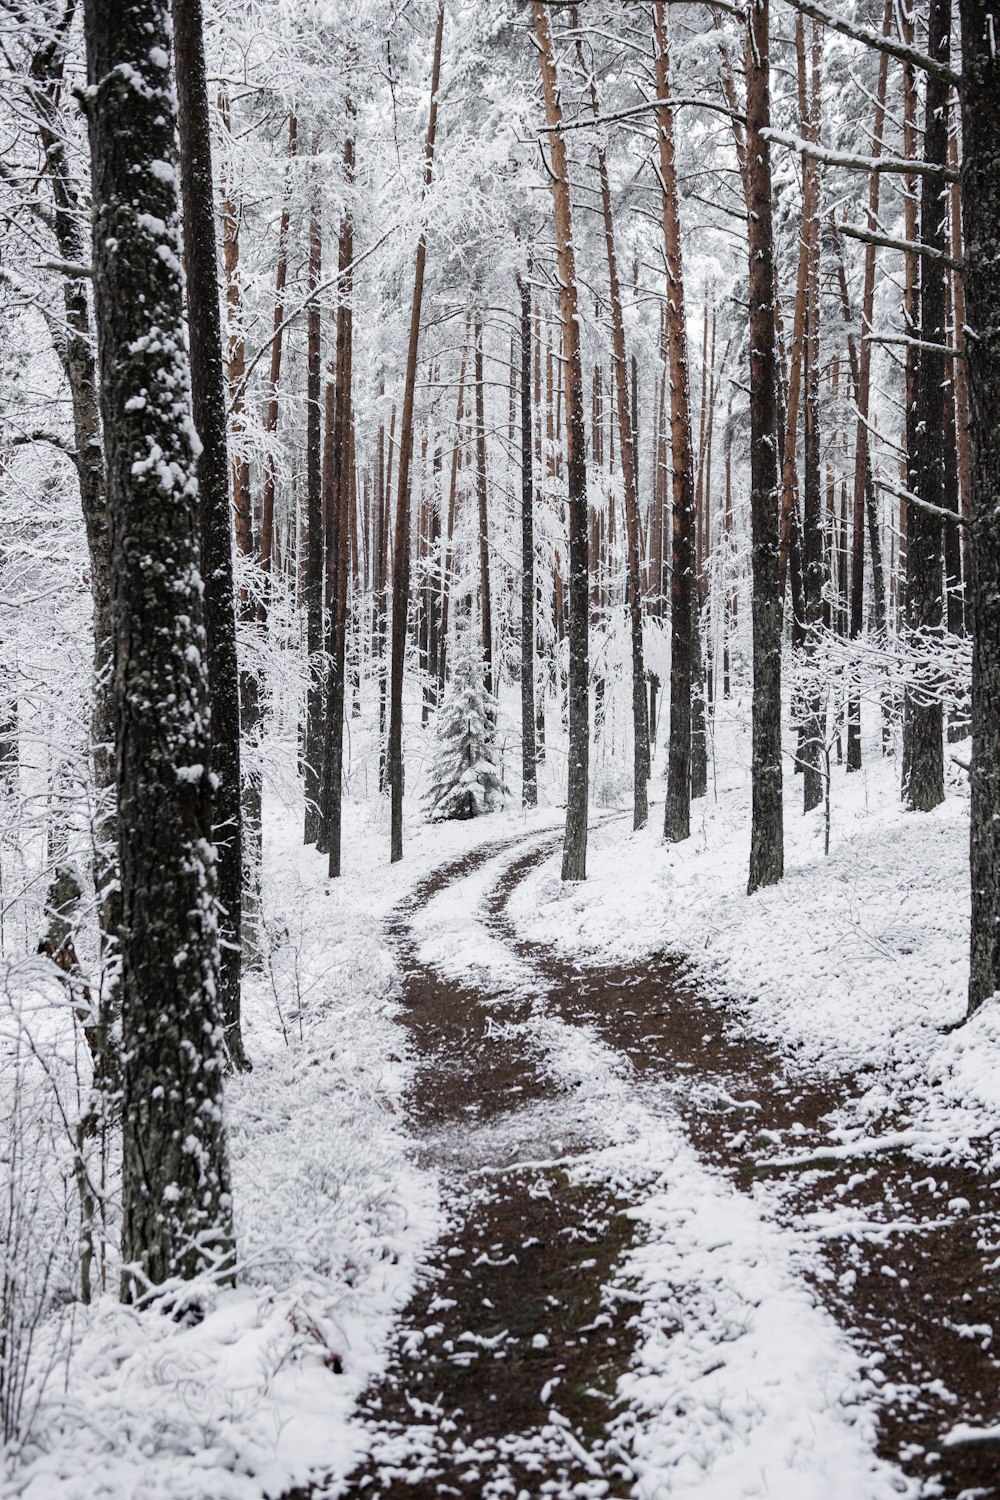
[745,0,784,892]
[533,0,589,881]
[83,0,234,1294]
[903,0,949,813]
[960,0,1000,1014]
[518,274,538,808]
[388,0,445,863]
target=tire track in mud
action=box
[296,830,1000,1499]
[485,845,1000,1500]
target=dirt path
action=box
[303,831,1000,1499]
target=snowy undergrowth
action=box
[5,794,552,1500]
[508,701,994,1166]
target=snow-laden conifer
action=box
[424,632,508,821]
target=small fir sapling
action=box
[424,633,508,821]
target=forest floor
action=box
[295,810,1000,1500]
[13,709,1000,1500]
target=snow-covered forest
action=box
[1,0,999,1493]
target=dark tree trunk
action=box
[303,184,325,843]
[172,0,247,1072]
[84,0,234,1296]
[533,0,589,881]
[474,322,494,699]
[745,0,785,892]
[388,1,445,863]
[259,114,297,620]
[518,277,538,808]
[323,129,355,879]
[960,0,1000,1014]
[577,24,648,828]
[902,0,949,813]
[654,5,697,844]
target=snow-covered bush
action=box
[424,633,508,821]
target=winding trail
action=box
[305,830,1000,1499]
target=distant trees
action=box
[83,0,233,1293]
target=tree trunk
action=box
[653,4,697,845]
[259,114,298,620]
[84,0,234,1296]
[388,0,445,863]
[959,0,1000,1013]
[172,0,247,1071]
[745,0,785,892]
[303,175,325,844]
[533,1,589,881]
[902,0,949,813]
[518,276,538,808]
[576,24,649,828]
[474,322,494,699]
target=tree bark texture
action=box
[172,0,247,1070]
[533,0,589,882]
[84,0,234,1295]
[959,0,1000,1014]
[388,0,445,863]
[519,277,538,808]
[745,0,785,893]
[903,0,949,813]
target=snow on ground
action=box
[5,794,555,1500]
[508,700,995,1167]
[403,834,914,1499]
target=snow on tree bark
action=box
[959,0,1000,1015]
[83,0,234,1294]
[745,0,785,893]
[172,0,248,1072]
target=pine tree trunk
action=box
[902,0,949,813]
[303,178,325,844]
[518,276,538,808]
[533,0,589,882]
[259,114,297,620]
[474,322,494,700]
[959,0,1000,1014]
[172,0,247,1071]
[745,0,785,892]
[654,5,697,845]
[84,0,234,1295]
[576,29,649,828]
[388,0,445,863]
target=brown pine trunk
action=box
[474,322,494,699]
[654,4,697,845]
[576,22,648,826]
[259,114,297,621]
[388,0,445,863]
[303,172,325,845]
[800,16,825,815]
[902,0,949,813]
[745,0,785,892]
[533,0,589,881]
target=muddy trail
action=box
[305,831,1000,1499]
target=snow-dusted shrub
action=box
[424,633,508,821]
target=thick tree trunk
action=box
[745,0,785,892]
[533,1,589,881]
[902,0,949,813]
[388,1,445,863]
[172,0,247,1071]
[84,0,234,1295]
[653,5,697,845]
[959,0,1000,1014]
[518,277,538,808]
